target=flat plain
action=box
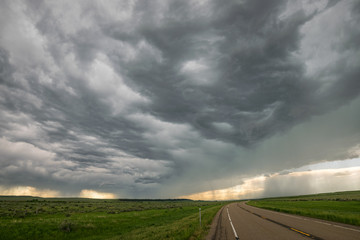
[247,190,360,226]
[0,197,225,240]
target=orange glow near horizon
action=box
[179,176,266,201]
[181,166,360,201]
[0,186,117,199]
[79,189,117,199]
[0,186,60,198]
[1,167,359,200]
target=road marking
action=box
[278,213,303,220]
[309,219,360,233]
[291,227,311,237]
[314,220,331,226]
[279,213,308,221]
[333,224,360,233]
[227,207,239,240]
[245,202,360,233]
[238,205,323,240]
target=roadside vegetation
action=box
[247,190,360,226]
[0,197,226,240]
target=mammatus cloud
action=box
[0,0,359,198]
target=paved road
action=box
[206,202,360,240]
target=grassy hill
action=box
[247,190,360,226]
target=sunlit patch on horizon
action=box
[0,186,60,198]
[79,189,117,199]
[181,161,360,200]
[179,176,266,201]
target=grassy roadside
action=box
[116,204,223,240]
[247,190,360,226]
[0,198,225,240]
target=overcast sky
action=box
[0,0,359,199]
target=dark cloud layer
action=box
[0,0,359,198]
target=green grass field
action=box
[0,197,226,240]
[247,190,360,226]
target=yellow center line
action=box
[239,205,322,239]
[291,227,311,237]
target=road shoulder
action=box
[205,205,226,240]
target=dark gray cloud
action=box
[0,0,359,198]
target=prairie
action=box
[0,197,225,240]
[247,190,360,226]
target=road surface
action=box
[206,202,360,240]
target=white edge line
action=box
[256,206,360,233]
[333,224,360,233]
[227,207,239,239]
[314,220,331,226]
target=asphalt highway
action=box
[206,202,360,240]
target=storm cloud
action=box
[0,0,359,198]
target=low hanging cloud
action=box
[0,0,360,198]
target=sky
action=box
[0,0,359,200]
